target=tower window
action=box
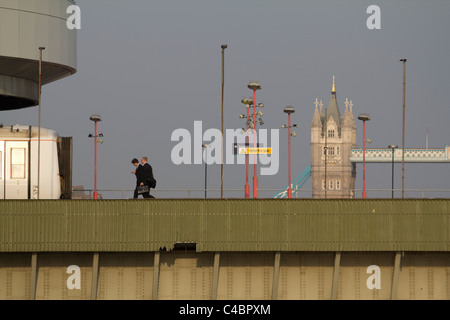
[336,180,341,190]
[328,147,335,155]
[328,130,335,138]
[337,147,340,155]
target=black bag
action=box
[149,177,157,189]
[137,185,149,194]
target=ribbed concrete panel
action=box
[0,199,449,252]
[278,252,334,300]
[396,252,450,300]
[337,252,393,300]
[217,253,273,300]
[158,252,213,300]
[97,253,154,300]
[1,252,450,300]
[35,253,92,300]
[0,253,31,300]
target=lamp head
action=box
[241,97,253,105]
[358,114,370,122]
[248,81,261,91]
[284,106,295,114]
[90,114,102,122]
[388,145,398,149]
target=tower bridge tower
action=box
[311,77,356,198]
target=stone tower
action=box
[311,77,356,198]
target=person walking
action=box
[140,156,155,198]
[131,158,143,199]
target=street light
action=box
[241,97,253,198]
[358,114,370,199]
[388,145,398,198]
[400,58,407,199]
[248,81,262,198]
[37,47,45,199]
[282,106,297,198]
[202,144,209,199]
[89,114,103,199]
[221,44,227,199]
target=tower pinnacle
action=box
[332,75,336,93]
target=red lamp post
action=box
[358,114,370,199]
[240,98,252,198]
[89,114,103,199]
[283,106,297,198]
[248,81,261,198]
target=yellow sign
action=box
[240,148,272,154]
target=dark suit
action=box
[133,164,144,198]
[134,162,154,199]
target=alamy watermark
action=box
[66,5,81,30]
[66,5,381,31]
[367,5,381,30]
[171,121,279,176]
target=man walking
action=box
[140,156,155,198]
[131,158,143,199]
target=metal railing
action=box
[72,188,450,200]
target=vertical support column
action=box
[90,252,100,300]
[331,252,341,300]
[29,253,38,300]
[390,252,402,300]
[152,251,161,300]
[272,252,281,300]
[211,252,221,300]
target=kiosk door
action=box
[5,141,28,199]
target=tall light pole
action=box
[202,144,209,199]
[400,59,407,199]
[89,115,102,199]
[240,98,252,198]
[248,81,261,198]
[358,114,370,199]
[37,47,45,199]
[221,44,227,199]
[388,145,398,199]
[324,105,327,199]
[282,106,297,198]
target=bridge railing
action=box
[72,188,450,200]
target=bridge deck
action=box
[350,147,449,163]
[1,199,449,253]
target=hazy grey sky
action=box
[2,0,450,198]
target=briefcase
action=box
[137,185,149,194]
